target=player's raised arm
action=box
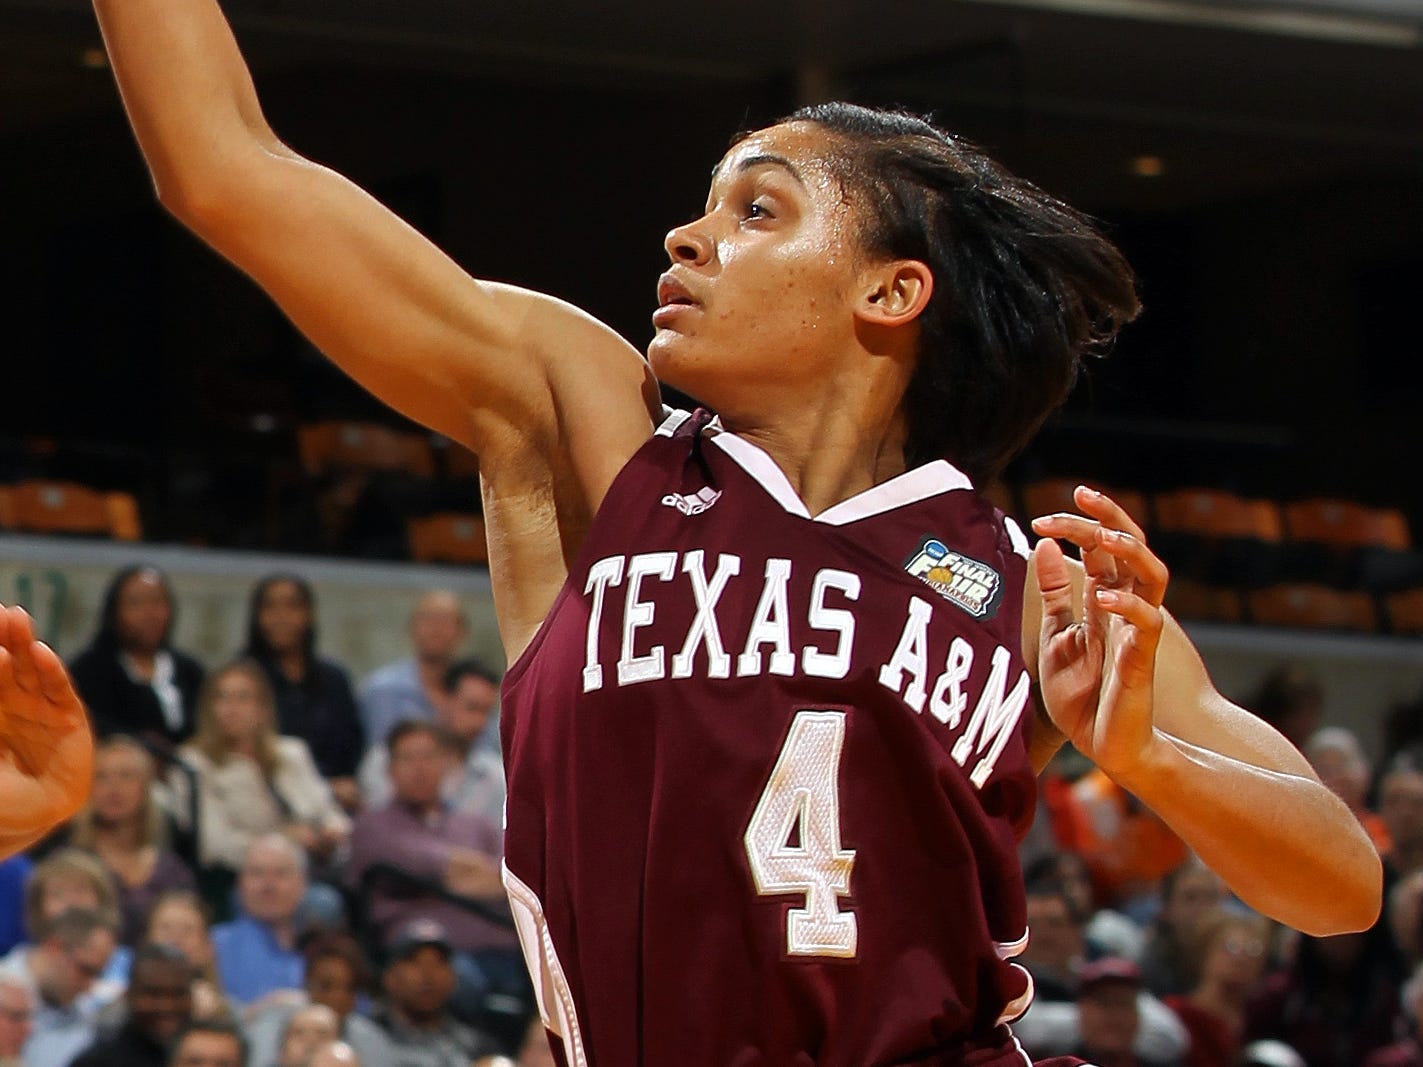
[91,0,656,482]
[1026,488,1382,938]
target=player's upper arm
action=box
[173,141,656,477]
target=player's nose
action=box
[664,217,714,268]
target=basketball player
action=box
[82,3,1381,1064]
[0,606,93,855]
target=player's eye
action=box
[744,199,775,221]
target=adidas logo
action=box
[661,487,722,516]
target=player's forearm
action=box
[93,0,282,209]
[1115,731,1382,935]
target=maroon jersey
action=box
[501,409,1048,1066]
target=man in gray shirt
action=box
[359,591,469,750]
[371,921,498,1067]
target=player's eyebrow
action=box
[709,153,807,188]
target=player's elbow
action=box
[1295,847,1384,937]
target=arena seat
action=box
[0,487,15,530]
[1283,499,1411,551]
[9,481,142,540]
[1163,579,1245,624]
[407,513,489,564]
[298,421,436,478]
[1152,488,1283,542]
[1246,584,1379,632]
[1385,589,1423,636]
[1019,477,1149,528]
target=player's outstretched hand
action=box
[1029,487,1169,781]
[0,605,93,847]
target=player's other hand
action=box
[1029,487,1169,782]
[0,605,94,838]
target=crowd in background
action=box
[0,563,1415,1067]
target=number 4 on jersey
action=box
[744,709,858,959]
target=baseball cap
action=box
[388,919,453,963]
[1077,957,1142,993]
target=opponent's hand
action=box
[0,605,94,839]
[1029,487,1169,782]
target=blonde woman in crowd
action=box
[144,890,232,1020]
[11,850,129,994]
[172,661,349,877]
[66,736,196,945]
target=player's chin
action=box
[646,328,698,384]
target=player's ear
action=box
[853,259,933,329]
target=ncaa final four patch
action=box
[904,537,1004,620]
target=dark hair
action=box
[1250,664,1323,732]
[765,103,1140,483]
[170,1018,247,1066]
[301,931,373,994]
[45,906,117,950]
[129,942,196,985]
[243,573,317,667]
[442,658,500,694]
[87,565,176,656]
[1022,873,1085,927]
[386,718,451,754]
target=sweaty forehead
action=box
[711,122,845,191]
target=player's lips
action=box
[653,273,700,327]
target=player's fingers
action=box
[1092,528,1169,607]
[1093,587,1165,677]
[1074,485,1148,542]
[1030,514,1105,554]
[5,609,39,694]
[1033,537,1078,640]
[0,606,10,652]
[32,642,75,708]
[0,647,17,701]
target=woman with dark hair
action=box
[242,575,363,810]
[74,5,1381,1063]
[69,566,205,748]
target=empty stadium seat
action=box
[1283,498,1411,551]
[1386,589,1423,636]
[407,513,489,564]
[9,481,141,540]
[1163,579,1245,624]
[298,422,436,479]
[1247,584,1378,632]
[1153,488,1283,542]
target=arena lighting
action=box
[957,0,1420,46]
[79,46,108,70]
[1130,154,1166,177]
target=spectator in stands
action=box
[474,1020,556,1067]
[1162,910,1269,1067]
[1246,923,1401,1067]
[1140,861,1225,997]
[275,1004,339,1067]
[358,660,505,825]
[0,908,119,1067]
[306,1042,358,1067]
[1364,960,1423,1067]
[1020,875,1086,1002]
[1383,690,1423,783]
[1239,1042,1306,1067]
[371,920,498,1066]
[1074,958,1177,1067]
[0,858,33,958]
[169,1020,245,1067]
[16,850,129,991]
[69,566,206,750]
[1249,664,1324,752]
[144,892,229,1022]
[244,934,393,1067]
[242,576,364,810]
[0,976,33,1067]
[66,737,196,946]
[1055,767,1188,920]
[210,835,309,1013]
[1026,851,1145,963]
[173,661,349,878]
[1382,755,1423,884]
[70,944,194,1067]
[358,591,468,751]
[1306,727,1390,852]
[348,722,520,1004]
